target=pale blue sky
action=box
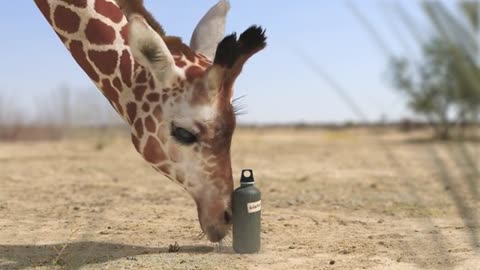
[0,1,460,124]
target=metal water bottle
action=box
[232,169,261,253]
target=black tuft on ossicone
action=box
[214,33,240,68]
[238,25,267,54]
[213,26,266,70]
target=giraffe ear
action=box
[190,0,230,60]
[128,14,176,82]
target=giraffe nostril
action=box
[224,211,232,224]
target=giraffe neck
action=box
[35,0,162,122]
[34,0,213,122]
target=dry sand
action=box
[1,127,479,269]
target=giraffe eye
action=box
[171,124,198,145]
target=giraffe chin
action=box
[195,192,232,243]
[204,223,231,243]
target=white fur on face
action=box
[161,92,220,193]
[170,103,216,134]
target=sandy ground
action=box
[1,127,480,270]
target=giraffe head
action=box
[126,1,266,242]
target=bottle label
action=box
[247,200,261,213]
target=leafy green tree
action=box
[389,1,480,139]
[391,38,461,139]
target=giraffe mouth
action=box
[198,209,232,242]
[195,193,233,242]
[204,224,231,242]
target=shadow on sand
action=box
[0,241,214,269]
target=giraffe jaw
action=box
[194,186,233,242]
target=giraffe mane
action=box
[116,0,165,36]
[116,0,199,62]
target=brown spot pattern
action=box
[85,19,116,45]
[94,0,123,23]
[142,103,150,112]
[69,41,99,82]
[143,136,166,164]
[35,0,52,25]
[54,6,81,33]
[120,25,129,45]
[185,66,204,83]
[176,61,187,68]
[148,77,155,89]
[88,50,118,75]
[146,93,160,102]
[120,50,132,87]
[136,70,147,83]
[126,103,137,124]
[145,116,156,133]
[101,79,121,114]
[134,119,144,138]
[134,62,141,72]
[133,85,147,101]
[113,77,123,92]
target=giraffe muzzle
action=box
[196,192,232,242]
[205,224,230,242]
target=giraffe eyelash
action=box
[232,95,247,116]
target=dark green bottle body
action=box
[232,170,261,254]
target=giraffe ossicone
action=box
[190,0,231,60]
[34,0,266,243]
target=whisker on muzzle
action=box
[222,237,232,246]
[215,237,234,253]
[215,240,224,252]
[194,231,206,240]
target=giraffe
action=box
[33,0,266,242]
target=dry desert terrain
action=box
[1,127,479,269]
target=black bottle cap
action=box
[240,169,254,184]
